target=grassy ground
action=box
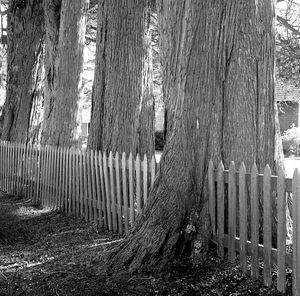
[0,193,289,295]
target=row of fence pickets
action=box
[0,141,159,235]
[2,140,300,295]
[208,159,300,295]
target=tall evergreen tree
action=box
[109,0,278,272]
[41,0,89,146]
[88,0,155,157]
[0,0,44,142]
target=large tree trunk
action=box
[41,0,89,146]
[88,0,155,157]
[0,0,44,142]
[109,0,277,273]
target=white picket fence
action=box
[2,140,300,294]
[208,159,300,295]
[0,141,158,234]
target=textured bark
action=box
[109,0,277,273]
[88,0,155,156]
[0,0,44,142]
[136,6,155,157]
[28,48,45,144]
[41,0,89,146]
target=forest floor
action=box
[0,193,290,296]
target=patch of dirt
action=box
[0,192,290,295]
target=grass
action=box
[0,192,289,295]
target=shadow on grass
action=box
[0,194,98,248]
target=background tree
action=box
[276,0,300,84]
[0,0,44,142]
[88,0,155,157]
[41,0,89,146]
[109,0,278,273]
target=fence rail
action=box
[208,159,300,295]
[0,141,158,235]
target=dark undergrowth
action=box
[0,192,290,295]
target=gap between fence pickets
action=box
[211,234,293,268]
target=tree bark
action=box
[0,0,44,142]
[88,0,155,157]
[109,0,278,273]
[41,0,89,147]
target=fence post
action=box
[277,167,286,293]
[217,161,224,258]
[208,160,216,237]
[94,150,103,227]
[87,149,93,222]
[250,163,259,278]
[115,152,122,234]
[136,154,141,214]
[75,149,80,216]
[103,151,112,231]
[122,152,129,234]
[79,149,84,217]
[128,153,134,226]
[263,164,272,286]
[293,168,300,296]
[71,148,76,215]
[239,162,247,273]
[99,151,107,228]
[109,151,117,232]
[91,150,98,225]
[143,154,148,206]
[228,161,236,263]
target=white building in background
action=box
[79,107,91,138]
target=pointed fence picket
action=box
[208,159,300,295]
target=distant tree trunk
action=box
[136,6,155,156]
[27,48,45,145]
[41,0,89,146]
[109,0,278,273]
[0,0,44,142]
[88,0,155,157]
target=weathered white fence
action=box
[0,141,158,235]
[2,140,300,294]
[208,160,299,295]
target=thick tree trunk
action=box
[41,0,89,146]
[109,0,278,273]
[0,0,44,142]
[88,0,155,157]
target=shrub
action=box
[281,124,300,156]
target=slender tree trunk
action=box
[41,0,89,146]
[88,0,155,157]
[0,0,44,142]
[109,0,278,273]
